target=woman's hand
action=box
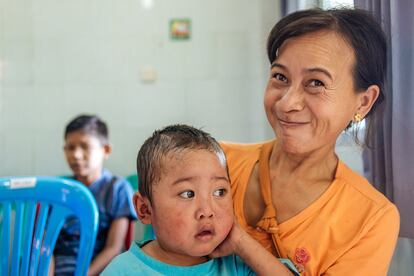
[211,219,293,275]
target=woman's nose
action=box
[278,84,305,112]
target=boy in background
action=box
[51,114,137,275]
[103,124,298,275]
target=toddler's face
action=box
[149,149,233,261]
[64,131,108,183]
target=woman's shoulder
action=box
[304,161,399,256]
[335,161,398,214]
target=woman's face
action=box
[264,30,361,155]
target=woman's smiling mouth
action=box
[278,118,309,127]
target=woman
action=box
[220,8,399,275]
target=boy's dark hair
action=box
[267,8,387,147]
[137,124,227,203]
[64,114,109,144]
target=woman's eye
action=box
[213,188,227,197]
[309,79,324,87]
[273,73,287,82]
[179,190,194,199]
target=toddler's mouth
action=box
[195,227,215,241]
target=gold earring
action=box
[353,113,363,123]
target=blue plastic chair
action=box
[0,176,99,276]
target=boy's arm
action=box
[48,255,54,276]
[87,217,129,276]
[211,222,293,276]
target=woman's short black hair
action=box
[267,8,387,146]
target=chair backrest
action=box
[0,176,99,276]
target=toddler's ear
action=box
[133,192,152,224]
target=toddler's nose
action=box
[195,201,214,220]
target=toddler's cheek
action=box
[218,213,235,234]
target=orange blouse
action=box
[221,140,399,276]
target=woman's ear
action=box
[133,192,152,225]
[356,84,380,118]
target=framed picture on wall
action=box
[170,18,191,40]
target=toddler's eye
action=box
[213,188,227,197]
[179,190,195,199]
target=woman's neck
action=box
[270,141,338,183]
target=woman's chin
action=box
[278,138,310,154]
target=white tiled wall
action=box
[0,0,279,176]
